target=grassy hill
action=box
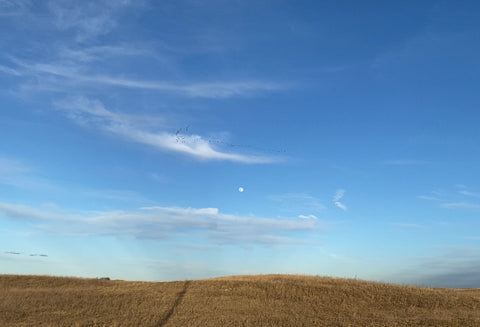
[1,274,480,326]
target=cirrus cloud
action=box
[53,96,281,164]
[333,189,347,211]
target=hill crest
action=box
[1,274,480,326]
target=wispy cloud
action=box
[0,156,63,192]
[458,190,480,198]
[298,214,318,220]
[53,96,279,163]
[0,201,319,245]
[0,64,21,76]
[270,193,325,214]
[333,189,347,211]
[58,45,154,63]
[0,201,64,221]
[4,3,285,99]
[382,159,429,166]
[0,0,31,16]
[419,186,480,210]
[416,195,441,201]
[11,59,284,99]
[0,157,30,176]
[47,0,134,42]
[0,156,155,206]
[371,22,476,72]
[0,157,35,188]
[441,202,480,209]
[80,188,154,205]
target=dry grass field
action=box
[1,274,480,327]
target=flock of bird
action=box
[175,125,286,154]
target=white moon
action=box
[238,187,244,193]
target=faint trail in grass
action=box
[155,280,190,327]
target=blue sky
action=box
[1,0,480,287]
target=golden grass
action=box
[1,274,480,326]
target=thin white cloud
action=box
[419,187,480,210]
[54,96,279,163]
[12,59,283,99]
[0,201,64,221]
[0,0,31,16]
[0,201,318,245]
[382,159,429,165]
[81,188,153,205]
[417,195,441,201]
[298,214,317,220]
[59,45,154,63]
[334,202,347,211]
[441,202,480,209]
[0,157,30,176]
[458,190,480,198]
[0,64,21,76]
[0,156,153,205]
[371,7,480,75]
[333,189,347,211]
[0,157,56,190]
[47,0,134,41]
[333,189,344,202]
[270,193,325,214]
[130,130,276,163]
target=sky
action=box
[1,0,480,288]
